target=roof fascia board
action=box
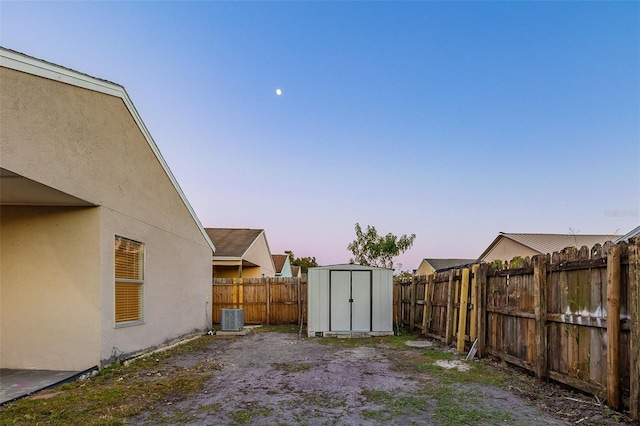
[1,49,123,97]
[213,256,243,261]
[1,48,215,253]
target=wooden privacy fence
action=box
[395,240,640,420]
[212,277,307,325]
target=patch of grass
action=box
[390,347,507,387]
[423,385,514,425]
[298,390,347,409]
[252,324,302,334]
[228,403,272,425]
[317,329,422,349]
[149,402,223,425]
[361,389,431,421]
[273,362,312,373]
[438,360,505,386]
[0,339,217,425]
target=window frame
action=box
[114,235,145,328]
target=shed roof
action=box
[205,228,263,258]
[478,232,621,260]
[309,264,392,271]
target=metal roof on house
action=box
[615,225,640,243]
[272,254,288,273]
[205,228,263,258]
[479,232,621,260]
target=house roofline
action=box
[241,230,276,272]
[1,47,215,253]
[477,232,508,261]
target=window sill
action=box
[115,320,145,329]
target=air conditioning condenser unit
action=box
[220,308,244,331]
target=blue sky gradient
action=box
[2,1,638,270]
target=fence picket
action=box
[394,239,639,420]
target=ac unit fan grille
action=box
[221,308,244,331]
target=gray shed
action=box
[307,264,393,337]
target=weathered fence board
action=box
[394,239,639,420]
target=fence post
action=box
[628,240,639,421]
[607,244,622,411]
[533,254,548,382]
[232,278,238,308]
[266,279,270,325]
[476,264,487,358]
[297,278,302,328]
[445,270,455,345]
[422,274,433,337]
[457,268,470,353]
[469,264,478,342]
[409,276,417,331]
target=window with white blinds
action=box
[115,236,144,325]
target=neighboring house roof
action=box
[205,228,263,257]
[422,258,477,271]
[479,232,621,260]
[291,265,301,277]
[0,47,215,254]
[272,254,288,274]
[615,225,640,243]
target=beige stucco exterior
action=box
[242,232,276,277]
[1,206,101,370]
[415,261,435,277]
[479,238,539,263]
[0,49,214,371]
[212,232,276,278]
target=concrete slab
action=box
[0,369,85,405]
[215,327,251,336]
[404,340,435,348]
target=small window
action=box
[115,236,144,325]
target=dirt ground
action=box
[131,329,634,425]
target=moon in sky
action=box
[276,88,282,96]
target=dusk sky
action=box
[2,1,638,271]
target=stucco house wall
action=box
[277,256,293,277]
[243,233,276,277]
[480,239,539,263]
[415,261,435,277]
[0,206,102,370]
[0,49,214,370]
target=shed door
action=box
[329,270,372,332]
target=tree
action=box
[285,250,318,274]
[347,223,415,270]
